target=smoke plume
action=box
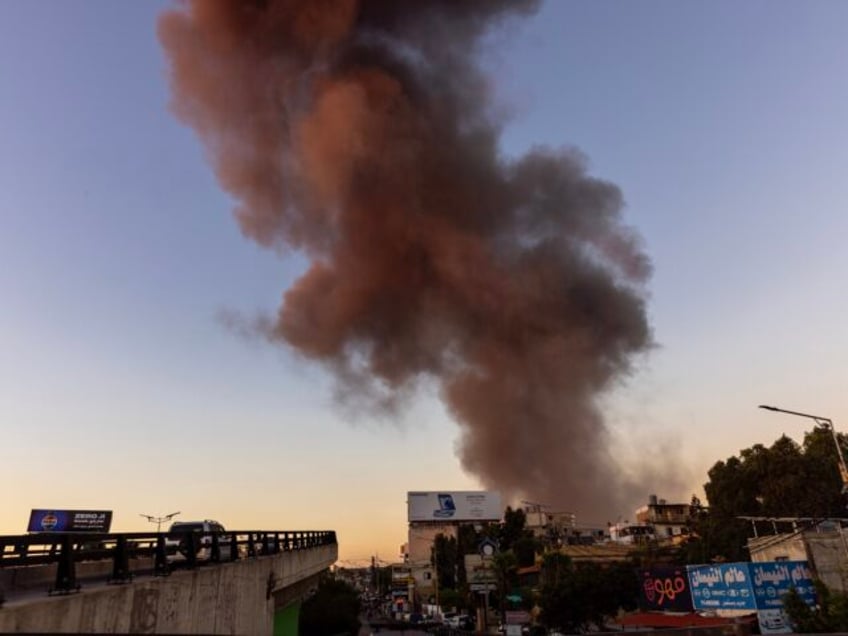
[159,0,655,519]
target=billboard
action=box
[687,563,756,610]
[750,561,816,609]
[638,566,694,612]
[750,561,816,635]
[407,491,502,522]
[27,509,113,533]
[687,561,816,614]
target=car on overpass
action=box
[166,520,231,562]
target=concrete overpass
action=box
[0,530,338,634]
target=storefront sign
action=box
[687,563,756,610]
[639,566,693,611]
[750,561,816,635]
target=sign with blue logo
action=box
[27,509,112,533]
[750,560,817,634]
[434,494,457,518]
[407,491,501,521]
[750,561,816,609]
[687,563,756,610]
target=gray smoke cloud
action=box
[159,0,659,519]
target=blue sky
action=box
[2,1,848,563]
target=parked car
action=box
[458,615,475,631]
[445,614,474,630]
[166,520,230,562]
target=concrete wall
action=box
[0,544,337,634]
[748,529,848,592]
[0,558,151,592]
[805,531,848,592]
[748,533,809,563]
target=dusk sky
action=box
[3,1,848,566]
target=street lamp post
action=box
[140,511,181,533]
[759,404,848,492]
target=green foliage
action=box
[438,586,465,611]
[710,429,846,517]
[784,580,848,633]
[513,535,541,567]
[540,551,572,586]
[436,508,540,613]
[495,506,540,568]
[432,533,458,589]
[456,523,479,586]
[492,550,519,594]
[537,552,638,633]
[783,585,824,633]
[685,427,848,562]
[600,561,641,613]
[539,573,585,632]
[679,508,750,564]
[298,577,361,636]
[499,507,528,552]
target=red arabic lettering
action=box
[648,576,686,606]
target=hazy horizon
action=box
[3,0,848,565]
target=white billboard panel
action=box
[407,491,502,522]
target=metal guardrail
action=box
[0,530,336,596]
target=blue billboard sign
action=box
[27,509,112,533]
[750,561,816,609]
[687,563,756,610]
[750,560,817,634]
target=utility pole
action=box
[431,537,440,612]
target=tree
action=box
[456,523,480,586]
[684,426,848,562]
[513,535,541,568]
[537,553,639,633]
[492,550,518,591]
[499,507,528,552]
[784,580,848,633]
[601,561,640,616]
[496,506,540,567]
[799,427,848,516]
[432,533,458,590]
[540,551,571,587]
[299,577,361,636]
[538,552,587,632]
[438,587,465,612]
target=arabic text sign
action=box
[687,564,756,610]
[750,561,816,609]
[639,566,693,611]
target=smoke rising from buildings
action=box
[159,0,657,518]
